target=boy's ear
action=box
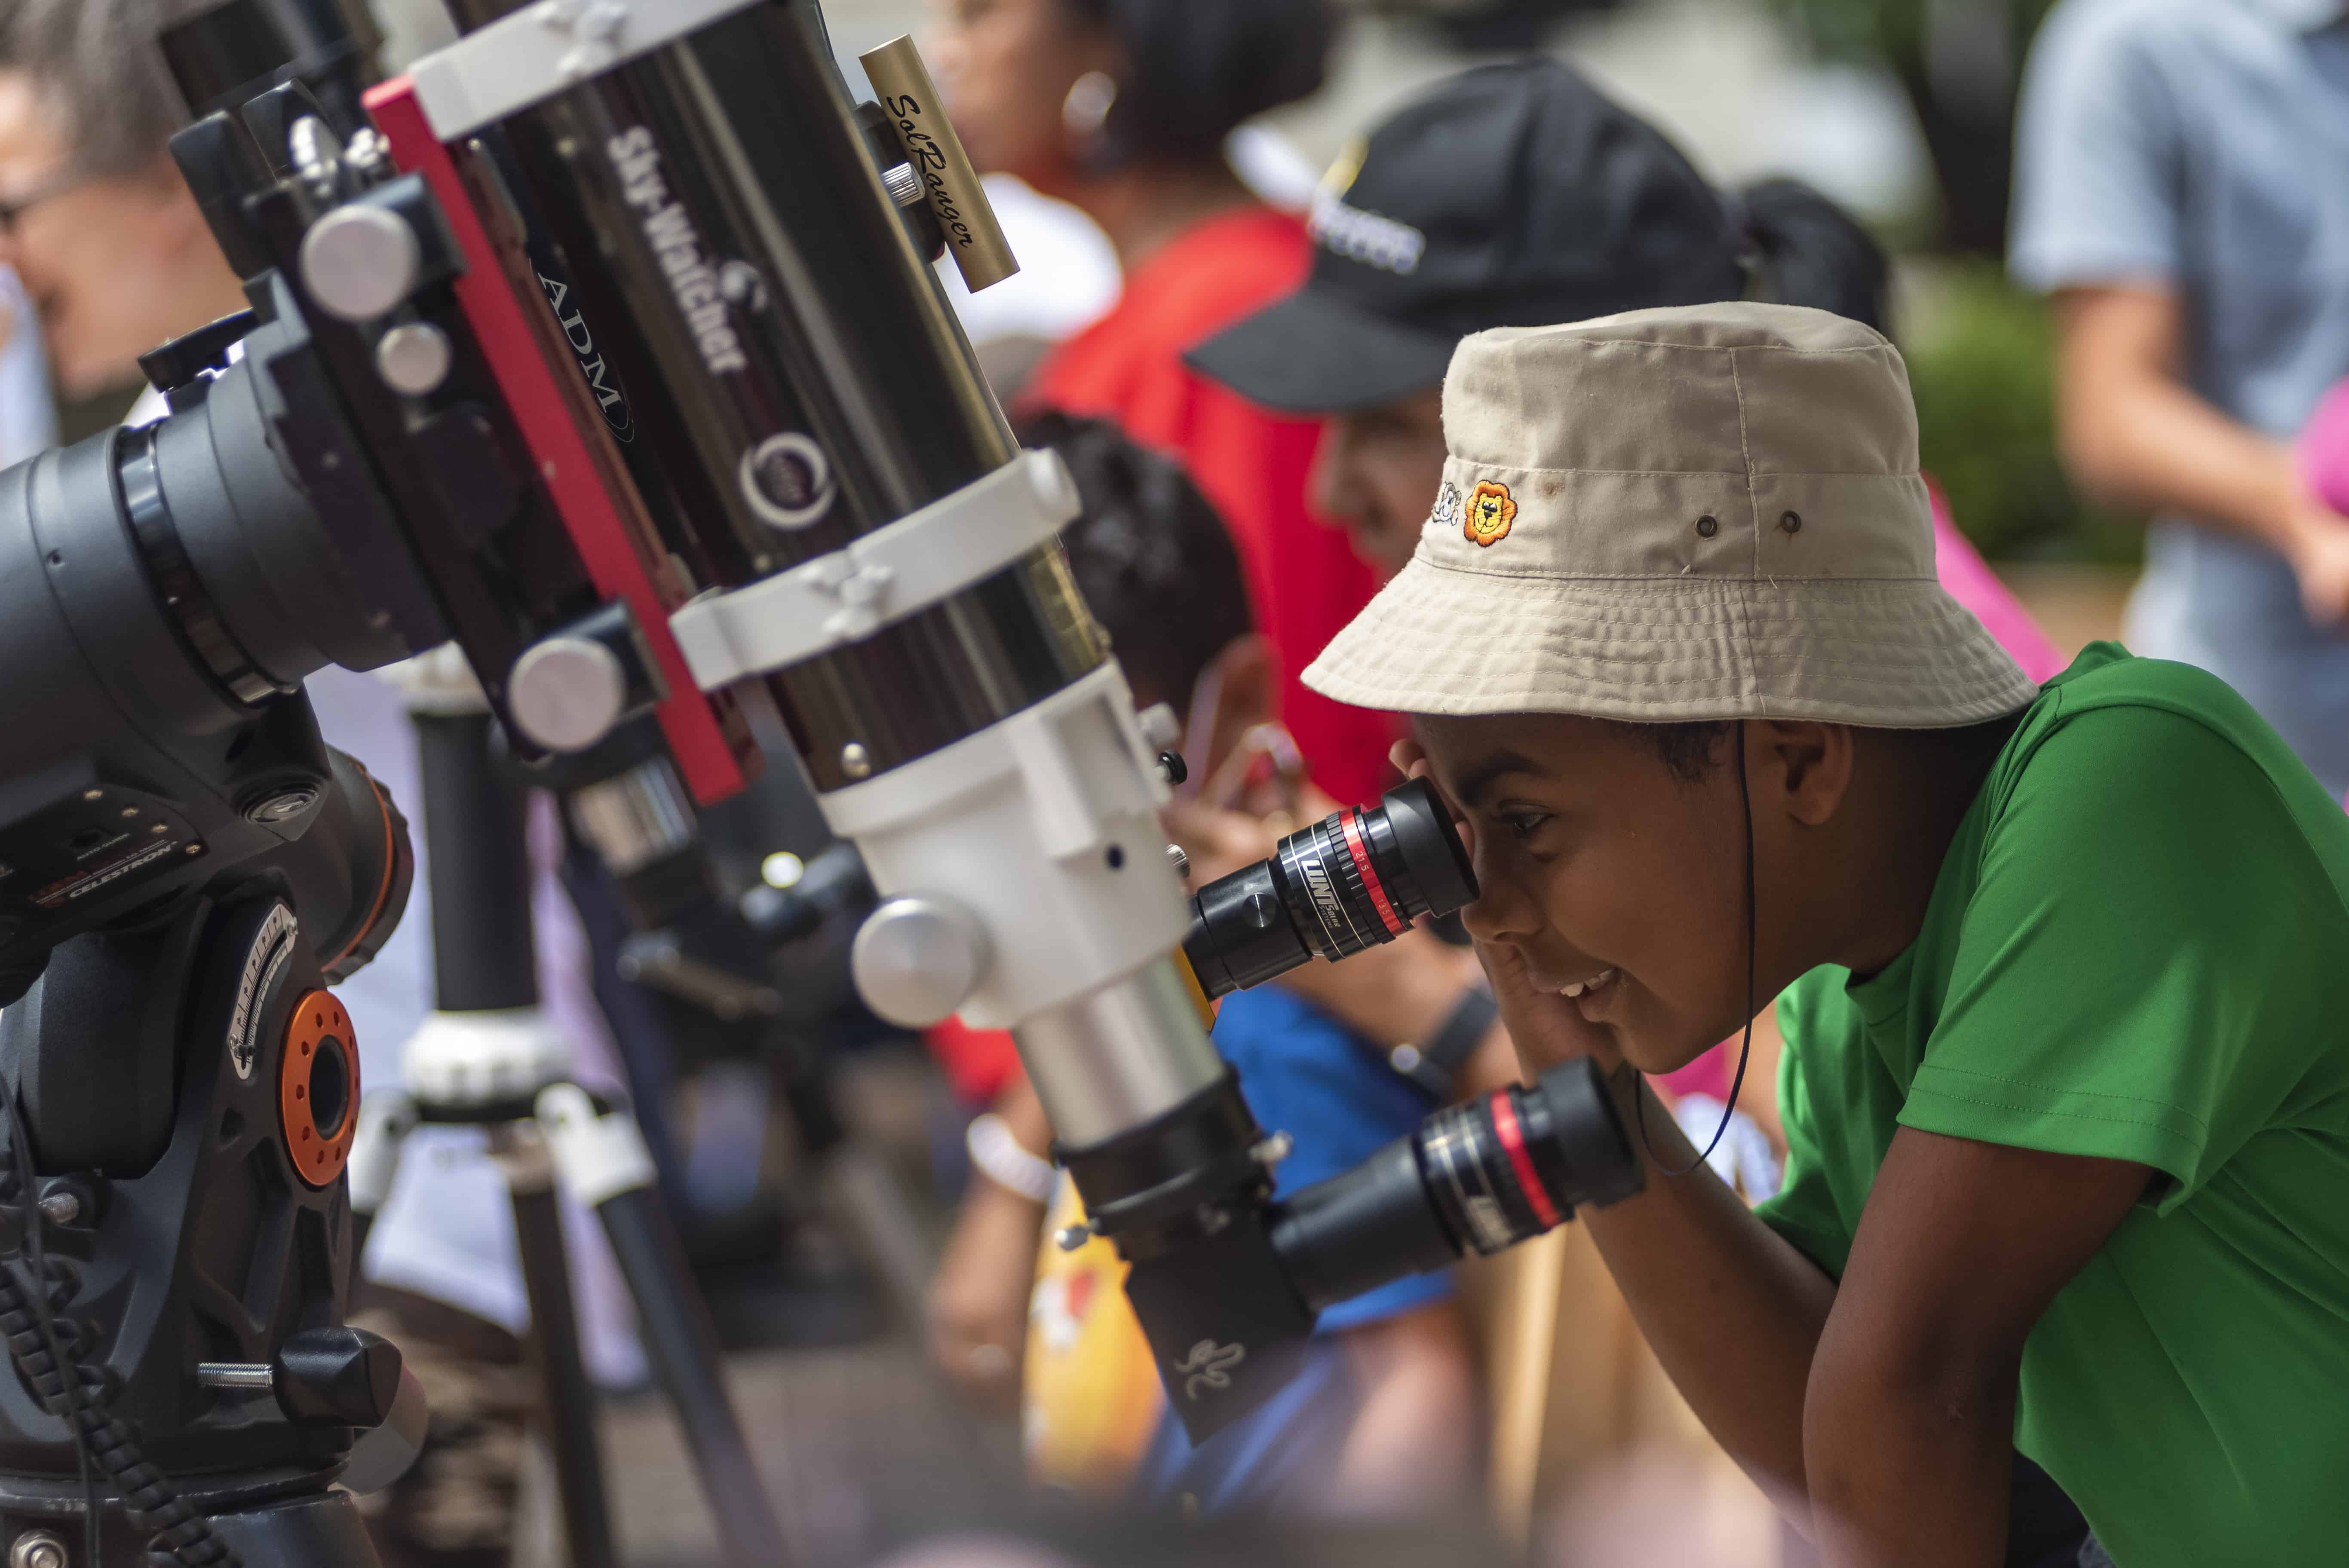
[1757,720,1852,828]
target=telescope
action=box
[0,3,1638,1559]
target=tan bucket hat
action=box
[1303,302,2040,727]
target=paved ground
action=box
[514,1337,1022,1568]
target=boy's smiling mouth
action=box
[1559,968,1617,999]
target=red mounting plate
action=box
[364,75,747,808]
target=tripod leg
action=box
[346,1090,417,1261]
[537,1086,796,1568]
[497,1134,621,1568]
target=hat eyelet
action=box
[1694,514,1719,539]
[1780,510,1803,535]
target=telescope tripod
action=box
[347,694,790,1568]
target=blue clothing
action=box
[2009,0,2349,793]
[1133,984,1454,1512]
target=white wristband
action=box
[966,1112,1058,1204]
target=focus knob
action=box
[299,204,421,322]
[851,896,989,1028]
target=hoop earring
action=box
[1062,70,1118,155]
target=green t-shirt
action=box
[1756,643,2349,1566]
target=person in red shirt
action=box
[928,0,1390,807]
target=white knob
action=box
[851,896,989,1028]
[508,637,626,753]
[300,205,422,323]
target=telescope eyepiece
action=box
[1182,776,1477,1001]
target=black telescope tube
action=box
[1184,777,1478,1000]
[1269,1059,1644,1312]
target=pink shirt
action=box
[1659,487,2063,1101]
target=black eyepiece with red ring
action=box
[1268,1058,1644,1313]
[1182,777,1477,1001]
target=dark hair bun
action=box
[1077,0,1336,163]
[1737,178,1890,336]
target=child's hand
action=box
[1475,935,1626,1077]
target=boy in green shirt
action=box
[1304,302,2349,1566]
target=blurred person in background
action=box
[929,413,1479,1519]
[2012,0,2349,796]
[0,264,55,464]
[0,6,643,1562]
[0,6,246,402]
[928,0,1392,809]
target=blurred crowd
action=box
[4,0,2349,1565]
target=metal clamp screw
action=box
[9,1531,67,1568]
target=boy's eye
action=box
[1498,811,1550,842]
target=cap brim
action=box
[1305,561,2042,728]
[1185,288,1460,415]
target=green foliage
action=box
[1766,0,2057,70]
[1901,260,2141,563]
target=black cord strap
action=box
[1638,720,1758,1178]
[1389,984,1499,1099]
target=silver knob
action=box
[851,896,989,1028]
[299,204,423,323]
[882,162,923,208]
[508,637,627,753]
[376,322,454,397]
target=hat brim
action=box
[1303,560,2042,728]
[1185,288,1460,414]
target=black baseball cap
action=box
[1187,59,1743,413]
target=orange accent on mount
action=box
[280,990,359,1189]
[363,75,749,808]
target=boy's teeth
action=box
[1560,969,1616,999]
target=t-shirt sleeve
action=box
[1754,968,1881,1279]
[2008,2,2185,293]
[1900,706,2342,1209]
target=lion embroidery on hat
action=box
[1464,481,1515,547]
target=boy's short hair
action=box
[1018,410,1253,710]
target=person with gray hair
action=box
[0,0,249,398]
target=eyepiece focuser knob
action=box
[852,895,991,1028]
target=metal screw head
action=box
[1694,514,1720,539]
[117,806,138,819]
[11,1529,69,1568]
[1166,843,1191,880]
[80,789,101,802]
[840,742,872,781]
[375,322,454,398]
[245,787,320,824]
[36,1192,79,1226]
